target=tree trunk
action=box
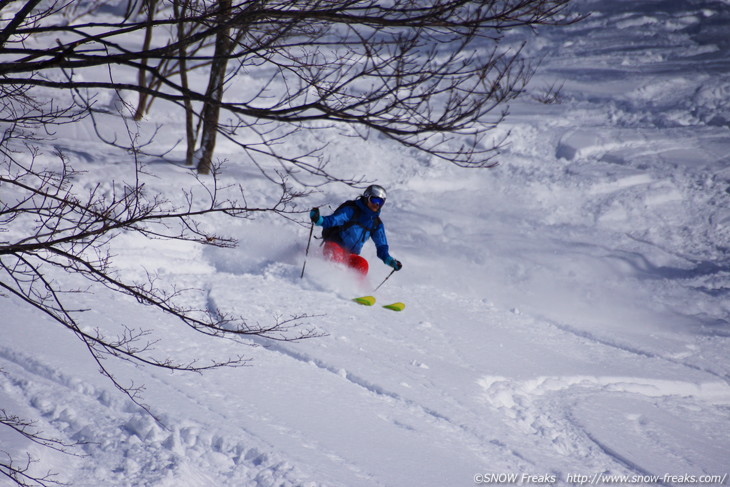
[133,0,158,121]
[197,0,232,175]
[173,0,197,166]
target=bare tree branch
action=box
[0,405,79,487]
[0,0,583,176]
[0,131,318,485]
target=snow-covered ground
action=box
[2,0,730,486]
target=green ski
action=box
[353,296,376,306]
[352,296,405,311]
[382,302,405,312]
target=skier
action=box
[309,185,402,277]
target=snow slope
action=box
[2,0,729,486]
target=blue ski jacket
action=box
[321,198,391,262]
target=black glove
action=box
[309,207,321,224]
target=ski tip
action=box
[383,302,405,311]
[353,296,376,306]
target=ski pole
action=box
[374,268,396,292]
[300,221,314,279]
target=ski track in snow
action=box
[0,344,314,487]
[535,315,730,383]
[479,373,730,478]
[206,285,528,476]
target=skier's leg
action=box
[323,241,347,264]
[324,241,368,277]
[348,254,369,276]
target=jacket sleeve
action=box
[322,205,355,228]
[371,222,391,262]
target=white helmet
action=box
[363,184,386,202]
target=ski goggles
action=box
[368,196,385,208]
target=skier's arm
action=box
[321,205,355,228]
[372,224,391,262]
[373,223,402,270]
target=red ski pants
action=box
[323,241,369,276]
